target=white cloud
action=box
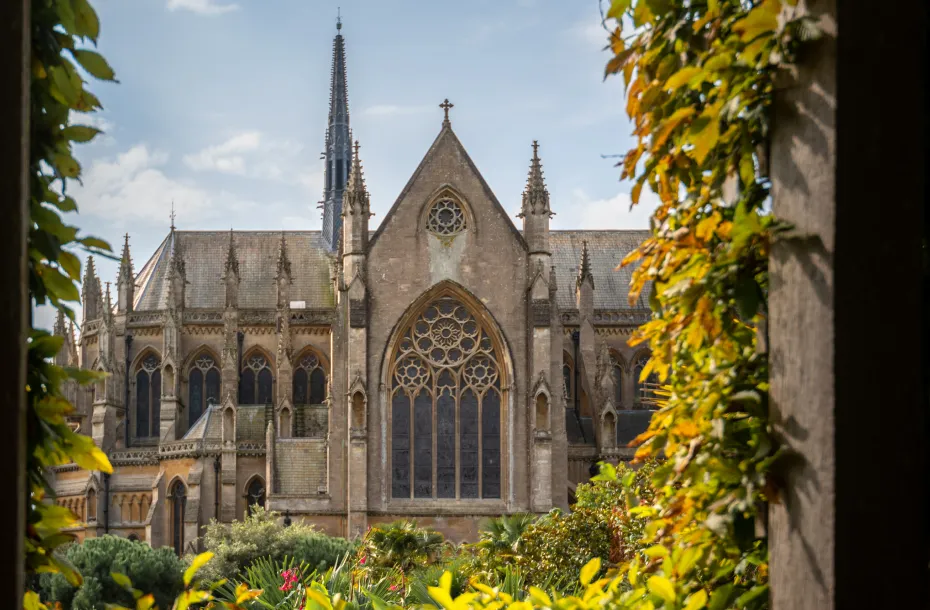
[553,188,660,231]
[72,144,218,224]
[166,0,239,15]
[361,105,434,117]
[183,131,306,183]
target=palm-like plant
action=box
[363,521,445,575]
[478,514,536,555]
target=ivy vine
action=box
[598,0,820,607]
[27,0,116,584]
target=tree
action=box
[38,536,184,610]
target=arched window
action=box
[293,351,327,405]
[86,488,97,522]
[128,534,140,542]
[188,351,221,426]
[633,353,660,409]
[239,351,273,405]
[610,352,625,409]
[426,197,467,238]
[562,362,573,405]
[246,477,265,515]
[390,295,503,500]
[135,353,161,438]
[170,480,186,555]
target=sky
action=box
[36,0,658,331]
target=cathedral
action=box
[49,19,658,552]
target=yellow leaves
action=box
[732,0,782,42]
[665,66,702,90]
[653,107,696,151]
[183,552,214,586]
[647,576,677,604]
[579,557,601,586]
[234,583,263,605]
[695,213,722,242]
[23,591,46,610]
[527,586,552,607]
[683,589,708,610]
[671,420,700,439]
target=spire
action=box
[82,255,100,321]
[118,234,133,281]
[166,231,185,310]
[343,140,370,216]
[520,140,551,218]
[577,240,594,289]
[53,309,66,336]
[223,229,239,279]
[321,11,353,252]
[104,281,113,321]
[117,234,134,313]
[276,232,292,280]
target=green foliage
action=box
[359,521,446,576]
[215,556,315,610]
[198,507,355,584]
[37,535,184,610]
[515,508,611,590]
[595,0,817,606]
[27,0,117,586]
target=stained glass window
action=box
[170,480,186,555]
[189,352,220,427]
[293,352,327,405]
[240,352,273,405]
[390,296,503,500]
[135,353,161,438]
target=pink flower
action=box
[389,585,399,592]
[359,556,366,565]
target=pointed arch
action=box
[609,349,626,410]
[382,281,513,502]
[133,348,162,438]
[244,475,266,515]
[417,184,476,238]
[187,347,222,429]
[239,346,275,405]
[168,478,187,555]
[291,345,329,406]
[632,349,659,409]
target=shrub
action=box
[359,521,446,576]
[515,508,612,590]
[198,506,354,583]
[37,535,184,610]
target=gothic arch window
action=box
[610,351,625,409]
[562,352,574,405]
[633,352,660,409]
[390,294,504,500]
[245,477,265,516]
[188,350,221,427]
[426,197,467,238]
[170,480,186,555]
[239,350,274,405]
[292,350,327,405]
[135,352,161,438]
[86,488,97,522]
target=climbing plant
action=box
[27,0,116,585]
[598,0,820,607]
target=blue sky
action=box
[38,0,657,330]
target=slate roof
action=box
[134,231,335,310]
[130,229,647,313]
[549,230,651,311]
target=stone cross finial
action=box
[440,98,454,125]
[353,140,360,156]
[169,201,176,231]
[532,140,539,156]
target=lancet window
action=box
[239,351,274,405]
[633,353,660,409]
[610,352,625,409]
[170,480,186,555]
[246,477,265,516]
[135,352,161,438]
[293,351,327,405]
[390,295,502,501]
[188,351,220,426]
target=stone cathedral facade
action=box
[49,20,659,552]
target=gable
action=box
[369,125,526,251]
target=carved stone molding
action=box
[293,327,332,336]
[183,310,223,324]
[290,309,336,325]
[185,325,223,336]
[110,449,159,466]
[127,312,164,327]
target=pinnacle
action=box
[276,231,292,278]
[520,140,550,217]
[118,233,134,282]
[577,240,594,288]
[224,229,239,277]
